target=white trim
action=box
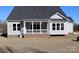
[32,21,33,34]
[56,12,70,21]
[50,12,70,21]
[50,13,63,19]
[22,19,48,21]
[25,21,48,22]
[40,21,41,34]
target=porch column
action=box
[32,21,33,34]
[23,21,26,34]
[47,22,48,33]
[40,21,41,34]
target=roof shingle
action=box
[7,6,73,22]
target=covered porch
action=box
[21,21,48,34]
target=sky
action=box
[0,6,79,24]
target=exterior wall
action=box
[7,20,73,36]
[48,20,69,35]
[7,21,21,35]
[68,22,73,33]
[7,21,48,35]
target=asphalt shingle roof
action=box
[7,6,73,22]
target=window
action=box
[26,22,32,29]
[17,24,20,31]
[61,23,64,30]
[52,23,55,30]
[26,22,32,33]
[41,22,47,29]
[33,22,40,29]
[57,23,60,30]
[13,24,16,31]
[41,22,47,32]
[33,22,40,32]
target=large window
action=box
[33,22,40,32]
[13,24,16,31]
[13,24,21,31]
[57,23,60,30]
[41,22,47,29]
[41,22,47,32]
[26,22,32,33]
[52,23,64,31]
[26,22,32,29]
[52,23,55,30]
[61,23,64,30]
[17,24,20,31]
[33,22,40,29]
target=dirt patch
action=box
[0,34,78,53]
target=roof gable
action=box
[50,12,63,19]
[50,12,74,22]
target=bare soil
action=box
[0,34,79,53]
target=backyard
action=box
[0,34,79,53]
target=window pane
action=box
[13,24,16,31]
[26,22,32,29]
[33,22,40,29]
[41,22,47,29]
[17,24,20,31]
[61,23,64,30]
[57,23,60,30]
[52,23,55,30]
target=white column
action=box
[48,20,50,34]
[40,21,41,34]
[32,21,33,34]
[47,22,48,33]
[23,21,26,34]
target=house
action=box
[7,6,74,37]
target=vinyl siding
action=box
[7,21,21,35]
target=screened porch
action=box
[25,21,48,34]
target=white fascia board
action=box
[56,12,70,21]
[50,12,70,21]
[50,13,63,19]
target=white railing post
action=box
[40,21,41,34]
[32,21,33,34]
[23,21,26,34]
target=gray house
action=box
[7,6,74,37]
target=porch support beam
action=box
[40,21,41,34]
[23,21,26,34]
[32,21,33,34]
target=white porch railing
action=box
[26,29,47,34]
[41,29,47,33]
[26,29,32,33]
[33,29,40,32]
